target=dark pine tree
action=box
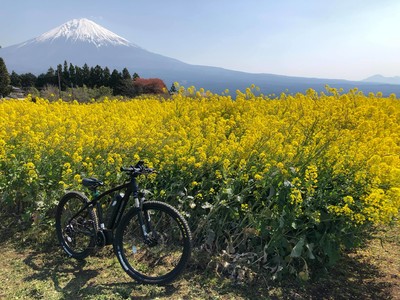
[36,67,57,89]
[0,57,10,97]
[69,63,76,87]
[90,65,104,87]
[19,73,37,89]
[10,71,21,87]
[63,61,70,88]
[110,69,122,94]
[82,63,91,87]
[103,67,111,87]
[56,64,64,90]
[133,72,140,80]
[122,68,131,80]
[169,83,177,94]
[75,65,83,87]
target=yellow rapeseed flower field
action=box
[1,86,399,276]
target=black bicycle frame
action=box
[96,183,130,230]
[67,173,150,246]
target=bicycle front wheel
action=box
[55,191,98,260]
[114,201,192,284]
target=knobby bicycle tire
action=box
[114,201,192,285]
[55,191,98,260]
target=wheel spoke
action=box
[55,192,97,259]
[114,201,192,284]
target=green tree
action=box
[133,72,140,80]
[36,67,57,89]
[90,65,104,87]
[122,68,131,80]
[10,71,21,87]
[75,65,83,86]
[61,61,71,88]
[115,79,136,97]
[56,64,64,91]
[0,57,11,97]
[69,63,76,87]
[19,73,37,89]
[110,69,122,93]
[169,83,177,94]
[103,67,111,87]
[82,63,91,87]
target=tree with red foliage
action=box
[132,78,167,95]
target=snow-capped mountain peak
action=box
[30,18,138,48]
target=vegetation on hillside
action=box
[3,60,169,99]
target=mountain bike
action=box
[55,161,192,285]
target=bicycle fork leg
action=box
[134,198,154,244]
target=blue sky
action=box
[1,0,399,80]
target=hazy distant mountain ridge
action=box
[362,74,400,85]
[1,18,400,95]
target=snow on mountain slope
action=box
[19,18,138,48]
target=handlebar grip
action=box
[120,166,134,172]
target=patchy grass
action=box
[0,221,398,299]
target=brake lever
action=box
[134,160,145,169]
[144,168,158,174]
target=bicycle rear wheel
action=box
[55,191,98,260]
[114,201,192,284]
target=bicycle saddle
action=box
[82,177,104,189]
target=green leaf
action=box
[290,236,305,258]
[223,188,233,195]
[306,243,315,259]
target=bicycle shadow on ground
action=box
[22,249,98,298]
[21,247,181,299]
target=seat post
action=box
[91,187,100,199]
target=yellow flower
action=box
[195,193,203,200]
[290,188,303,205]
[254,173,263,181]
[73,174,81,183]
[215,170,223,180]
[241,203,249,211]
[191,181,199,187]
[24,162,36,169]
[343,196,354,205]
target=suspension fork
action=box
[131,177,153,243]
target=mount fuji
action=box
[1,18,400,95]
[0,18,188,80]
[23,18,134,48]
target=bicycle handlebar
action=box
[120,161,157,176]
